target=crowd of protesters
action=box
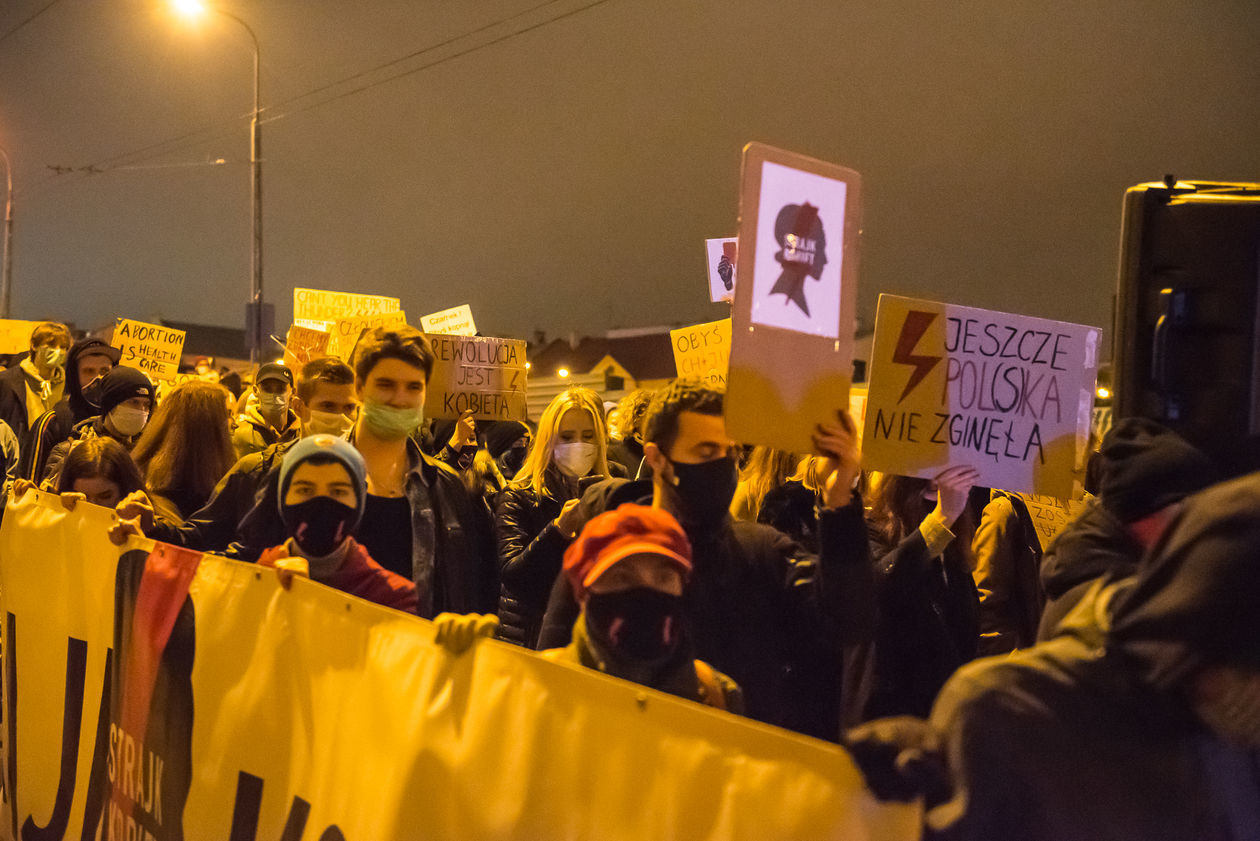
[2,318,1257,839]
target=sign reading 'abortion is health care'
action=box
[862,294,1099,498]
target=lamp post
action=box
[0,147,12,319]
[173,0,264,363]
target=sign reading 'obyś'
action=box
[112,318,186,382]
[671,319,731,387]
[861,294,1100,498]
[425,335,528,421]
[293,287,401,324]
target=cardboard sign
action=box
[706,238,738,303]
[111,318,186,382]
[671,319,731,387]
[425,335,528,421]
[861,293,1101,498]
[0,319,43,354]
[293,318,334,332]
[420,304,478,336]
[293,287,401,324]
[726,143,863,455]
[327,310,408,361]
[1015,493,1092,552]
[284,324,331,369]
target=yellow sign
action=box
[292,287,401,324]
[861,294,1101,498]
[671,318,731,387]
[284,324,331,369]
[0,491,920,841]
[326,310,409,361]
[419,304,477,336]
[1015,493,1092,552]
[112,318,187,382]
[425,334,529,421]
[0,319,42,354]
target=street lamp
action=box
[0,147,12,319]
[172,0,265,363]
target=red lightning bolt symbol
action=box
[891,310,943,404]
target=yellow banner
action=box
[0,492,919,841]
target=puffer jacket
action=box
[495,468,574,648]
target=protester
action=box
[496,386,622,647]
[851,467,982,723]
[904,473,1260,841]
[24,336,119,480]
[257,435,418,613]
[541,504,743,711]
[232,361,301,459]
[537,380,874,740]
[52,435,150,508]
[605,388,652,477]
[970,489,1045,656]
[0,418,19,503]
[130,379,235,523]
[40,366,154,487]
[1037,417,1218,639]
[0,321,72,457]
[730,445,800,522]
[483,420,531,483]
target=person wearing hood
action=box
[24,336,119,480]
[0,321,72,461]
[536,380,874,741]
[495,387,622,647]
[40,366,154,488]
[1037,417,1218,640]
[484,419,531,483]
[884,471,1260,841]
[257,435,417,614]
[541,504,742,711]
[231,361,302,459]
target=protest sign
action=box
[284,324,331,369]
[706,237,738,303]
[0,490,921,841]
[292,287,401,324]
[671,318,731,387]
[861,293,1101,498]
[0,319,42,354]
[425,334,529,421]
[726,143,864,455]
[419,304,478,336]
[111,318,186,381]
[326,310,408,361]
[1015,492,1092,552]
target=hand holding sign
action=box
[812,409,862,509]
[931,465,982,527]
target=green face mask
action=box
[361,399,423,440]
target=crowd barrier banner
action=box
[671,318,731,388]
[861,293,1100,498]
[704,238,738,303]
[0,492,919,841]
[293,288,402,325]
[111,319,186,382]
[419,305,478,337]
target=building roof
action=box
[530,331,676,382]
[160,320,250,361]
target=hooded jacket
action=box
[927,474,1260,841]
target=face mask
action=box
[38,346,66,370]
[258,392,288,413]
[669,455,737,532]
[306,409,354,438]
[361,399,423,440]
[500,445,528,478]
[585,587,684,662]
[1193,670,1260,748]
[109,405,149,437]
[81,375,105,410]
[281,496,358,558]
[554,441,598,478]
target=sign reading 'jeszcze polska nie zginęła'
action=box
[424,335,528,421]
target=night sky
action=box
[2,0,1257,349]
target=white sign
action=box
[420,305,478,336]
[705,237,738,303]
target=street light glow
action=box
[171,0,207,19]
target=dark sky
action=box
[2,0,1258,348]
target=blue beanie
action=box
[277,435,368,526]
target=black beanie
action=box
[1098,417,1218,523]
[483,421,530,459]
[97,366,155,416]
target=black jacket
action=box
[536,477,875,739]
[1036,500,1140,641]
[41,416,135,488]
[0,363,32,465]
[25,340,106,480]
[494,472,569,647]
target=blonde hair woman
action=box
[494,387,623,647]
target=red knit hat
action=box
[563,504,692,601]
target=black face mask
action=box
[80,374,105,410]
[585,587,684,662]
[499,445,528,478]
[670,455,738,532]
[281,496,358,557]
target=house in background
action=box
[526,327,677,418]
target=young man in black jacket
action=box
[536,380,874,740]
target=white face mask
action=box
[553,441,598,478]
[258,392,289,414]
[306,409,354,438]
[1193,669,1260,748]
[38,346,66,370]
[109,405,149,437]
